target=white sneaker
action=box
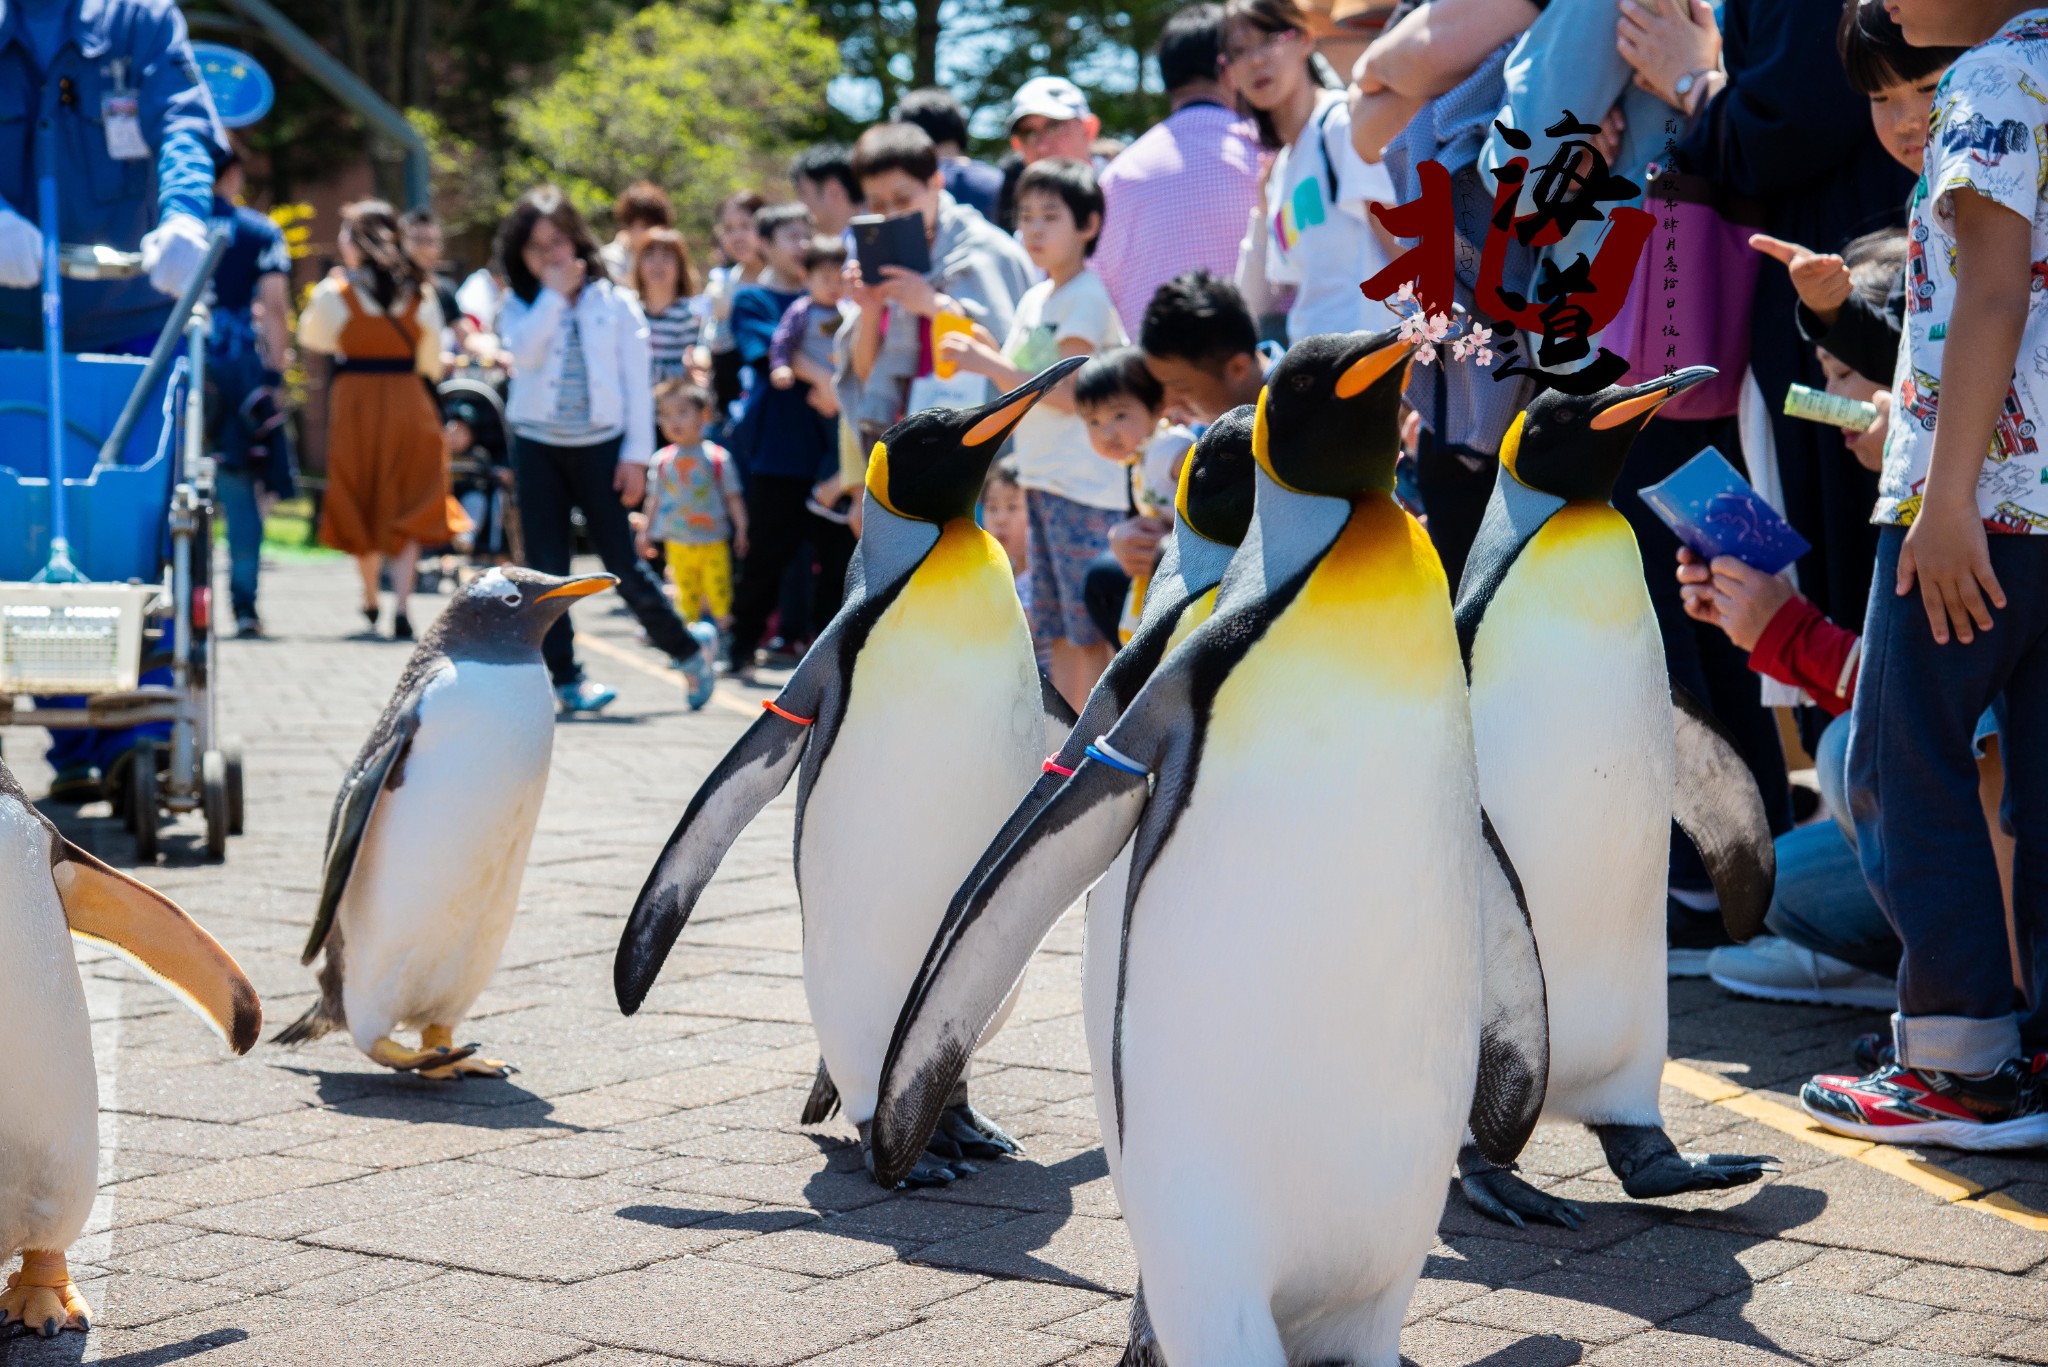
[1707,935,1897,1009]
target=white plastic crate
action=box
[0,584,160,695]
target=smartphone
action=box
[850,212,931,281]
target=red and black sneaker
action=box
[1801,1055,2048,1151]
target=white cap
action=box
[1008,76,1091,129]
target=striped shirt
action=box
[647,298,703,385]
[512,316,619,447]
[1094,102,1263,338]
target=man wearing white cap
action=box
[996,77,1106,231]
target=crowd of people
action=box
[253,0,2047,1152]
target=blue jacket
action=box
[726,282,836,481]
[0,0,227,350]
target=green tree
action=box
[192,0,630,203]
[803,0,1185,148]
[504,0,841,242]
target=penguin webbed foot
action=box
[930,1101,1020,1162]
[1458,1145,1585,1231]
[2,1253,91,1339]
[859,1133,967,1189]
[1593,1123,1778,1199]
[369,1036,480,1074]
[418,1052,519,1081]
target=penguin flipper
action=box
[872,758,1150,1188]
[54,841,262,1054]
[616,708,811,1014]
[1469,811,1549,1167]
[306,707,419,966]
[1670,685,1777,942]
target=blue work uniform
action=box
[0,0,227,350]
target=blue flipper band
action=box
[1085,738,1149,777]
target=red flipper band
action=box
[1043,754,1076,777]
[762,700,814,725]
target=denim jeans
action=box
[1849,528,2048,1073]
[511,434,697,687]
[1765,714,1900,978]
[214,465,262,620]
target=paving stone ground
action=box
[5,553,2048,1367]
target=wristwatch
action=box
[1673,67,1713,114]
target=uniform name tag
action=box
[103,94,148,160]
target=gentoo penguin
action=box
[615,359,1087,1186]
[912,405,1258,1196]
[275,567,615,1078]
[0,758,259,1338]
[1452,371,1778,1229]
[873,329,1550,1367]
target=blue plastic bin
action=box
[0,349,179,583]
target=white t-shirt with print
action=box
[1133,424,1196,520]
[1266,89,1403,343]
[1882,11,2048,533]
[1004,268,1132,510]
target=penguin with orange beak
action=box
[1,757,260,1338]
[276,566,616,1080]
[616,360,1086,1187]
[1453,370,1779,1229]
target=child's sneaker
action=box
[1801,1055,2048,1151]
[678,622,719,711]
[1706,936,1897,1009]
[554,680,617,715]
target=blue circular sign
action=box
[190,43,274,129]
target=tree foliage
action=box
[503,1,840,242]
[805,0,1187,145]
[206,0,625,203]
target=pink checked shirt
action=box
[1095,101,1264,338]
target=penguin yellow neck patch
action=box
[1499,413,1528,487]
[866,441,907,518]
[1513,503,1651,630]
[1250,389,1306,494]
[1238,492,1459,695]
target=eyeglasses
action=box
[1012,117,1077,145]
[1219,27,1301,66]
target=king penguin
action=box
[275,566,616,1078]
[904,404,1259,1199]
[871,329,1550,1367]
[615,359,1087,1187]
[1452,371,1779,1229]
[0,757,259,1337]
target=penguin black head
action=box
[867,356,1090,523]
[1174,404,1258,547]
[1254,327,1417,499]
[1504,366,1718,503]
[432,567,618,658]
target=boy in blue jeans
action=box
[1802,0,2048,1150]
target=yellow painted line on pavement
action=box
[1662,1060,2048,1233]
[577,633,760,719]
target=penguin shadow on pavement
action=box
[261,1062,565,1128]
[616,1136,1110,1291]
[0,1327,249,1365]
[1430,1165,1828,1358]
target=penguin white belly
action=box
[1116,502,1483,1365]
[0,800,98,1256]
[339,661,556,1049]
[1469,504,1672,1125]
[1081,842,1133,1189]
[799,521,1044,1125]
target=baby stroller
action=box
[419,367,520,590]
[0,191,242,862]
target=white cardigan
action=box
[499,279,655,464]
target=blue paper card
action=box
[1637,447,1811,575]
